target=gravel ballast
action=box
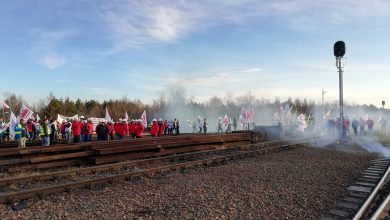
[0,146,376,219]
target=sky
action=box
[1,0,390,106]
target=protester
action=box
[60,121,66,139]
[366,118,374,134]
[351,118,359,136]
[14,119,24,147]
[18,119,28,148]
[150,119,159,138]
[0,117,4,144]
[233,117,237,131]
[64,120,72,143]
[217,117,223,134]
[135,120,144,138]
[72,119,82,143]
[203,118,208,134]
[96,121,108,141]
[27,119,34,142]
[107,121,114,140]
[40,119,51,146]
[174,119,180,135]
[85,119,93,142]
[359,117,365,135]
[50,119,57,145]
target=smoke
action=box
[352,135,390,157]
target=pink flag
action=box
[19,105,34,122]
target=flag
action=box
[19,105,34,122]
[223,114,229,130]
[9,111,17,140]
[2,102,10,109]
[125,111,129,121]
[140,110,147,127]
[36,114,41,121]
[105,107,111,122]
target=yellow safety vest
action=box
[15,123,22,135]
[39,125,51,136]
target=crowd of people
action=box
[0,116,188,148]
[325,116,387,137]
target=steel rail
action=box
[371,192,390,220]
[353,163,390,220]
[0,140,313,204]
[0,138,311,187]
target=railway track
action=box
[322,157,390,220]
[0,137,317,205]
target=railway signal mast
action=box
[334,41,346,140]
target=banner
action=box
[140,110,147,127]
[19,105,34,122]
[88,117,107,131]
[57,114,79,124]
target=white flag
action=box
[105,107,112,122]
[9,111,18,140]
[140,110,147,127]
[125,111,129,121]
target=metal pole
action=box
[322,89,324,133]
[337,57,344,140]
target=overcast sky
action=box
[1,0,390,106]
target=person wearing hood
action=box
[96,121,108,141]
[150,119,159,138]
[72,119,82,143]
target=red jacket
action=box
[150,122,159,136]
[72,122,82,136]
[86,122,94,135]
[108,123,114,135]
[60,122,66,133]
[159,123,166,135]
[136,123,144,137]
[27,122,33,132]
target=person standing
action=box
[217,117,223,134]
[14,119,24,147]
[351,118,359,136]
[85,119,94,142]
[64,120,72,144]
[96,121,108,141]
[233,117,237,131]
[203,118,208,134]
[150,119,159,138]
[49,119,57,145]
[175,119,180,135]
[359,117,366,136]
[40,119,51,146]
[20,121,28,148]
[26,119,34,142]
[72,119,82,143]
[366,118,374,134]
[0,117,4,144]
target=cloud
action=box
[240,68,262,73]
[99,0,390,50]
[29,29,77,69]
[40,54,66,69]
